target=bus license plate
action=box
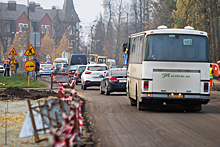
[169,94,183,98]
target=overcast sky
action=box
[1,0,102,41]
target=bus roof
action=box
[130,26,208,38]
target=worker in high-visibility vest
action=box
[3,58,11,76]
[210,64,214,87]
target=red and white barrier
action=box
[0,82,5,85]
[50,75,85,147]
[49,102,83,147]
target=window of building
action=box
[41,25,45,34]
[23,24,28,32]
[6,24,10,32]
[4,37,11,47]
[18,23,28,32]
[68,40,74,48]
[31,25,34,32]
[19,23,23,32]
[41,25,50,34]
[68,25,75,35]
[46,25,50,34]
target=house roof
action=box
[62,0,80,22]
[0,1,80,22]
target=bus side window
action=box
[143,36,149,60]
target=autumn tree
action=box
[40,34,53,62]
[53,33,68,59]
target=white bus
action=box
[124,25,210,111]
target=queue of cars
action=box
[67,62,127,95]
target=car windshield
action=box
[88,66,107,71]
[41,64,52,68]
[70,66,78,70]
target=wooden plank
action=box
[32,108,62,124]
[27,100,39,143]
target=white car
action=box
[39,62,53,77]
[0,65,5,73]
[81,64,108,90]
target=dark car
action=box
[100,68,127,95]
[68,65,78,75]
[73,65,86,85]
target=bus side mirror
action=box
[123,43,127,52]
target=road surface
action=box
[74,85,220,147]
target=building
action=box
[0,0,80,61]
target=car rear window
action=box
[88,66,107,71]
[78,66,86,72]
[70,66,78,70]
[41,64,52,68]
[110,70,126,76]
[63,64,68,67]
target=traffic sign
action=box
[123,59,127,64]
[10,63,16,71]
[24,44,37,56]
[9,48,18,56]
[24,60,36,72]
[11,56,17,64]
[123,54,127,59]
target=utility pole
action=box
[90,25,94,54]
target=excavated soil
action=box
[0,87,57,101]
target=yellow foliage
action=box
[40,34,53,62]
[54,32,68,59]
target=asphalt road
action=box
[74,85,220,147]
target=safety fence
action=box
[49,75,93,146]
[0,82,5,85]
[51,73,72,90]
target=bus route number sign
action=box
[183,39,192,46]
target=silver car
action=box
[0,65,5,73]
[39,62,53,77]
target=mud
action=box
[0,87,57,100]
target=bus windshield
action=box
[143,34,210,62]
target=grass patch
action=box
[0,73,47,88]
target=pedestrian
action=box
[210,64,214,87]
[3,58,11,76]
[15,60,19,76]
[33,58,40,80]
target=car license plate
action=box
[44,72,49,74]
[169,94,183,98]
[119,80,126,82]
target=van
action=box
[107,59,117,69]
[69,54,87,66]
